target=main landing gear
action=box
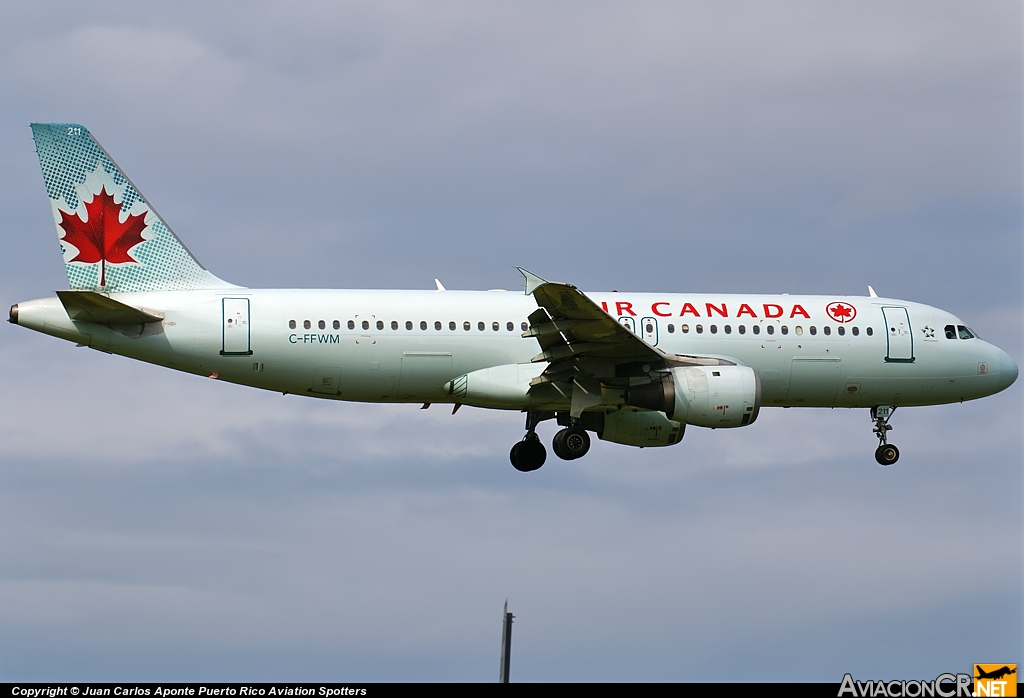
[552,424,591,461]
[509,412,592,472]
[871,405,899,466]
[510,411,548,472]
[509,434,546,472]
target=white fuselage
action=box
[13,289,1017,412]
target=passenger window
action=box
[681,324,689,333]
[464,321,471,331]
[724,325,732,334]
[449,321,456,331]
[334,320,341,330]
[390,320,397,330]
[823,326,831,336]
[507,322,514,331]
[348,320,355,330]
[667,324,675,333]
[696,324,703,334]
[376,320,384,330]
[851,326,859,336]
[752,325,760,335]
[781,326,788,335]
[766,326,774,335]
[420,321,427,330]
[738,325,746,335]
[795,326,803,336]
[406,321,413,330]
[521,322,528,331]
[710,325,717,334]
[362,320,369,330]
[318,320,326,330]
[866,327,873,336]
[289,320,296,329]
[434,321,442,331]
[838,326,845,336]
[478,322,485,331]
[944,325,956,339]
[303,320,311,329]
[493,322,500,331]
[809,326,816,335]
[957,325,974,340]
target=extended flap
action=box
[57,290,164,325]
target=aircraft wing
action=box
[519,268,733,393]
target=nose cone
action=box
[999,350,1019,391]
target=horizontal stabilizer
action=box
[57,290,164,325]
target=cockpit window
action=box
[944,325,956,340]
[957,325,975,340]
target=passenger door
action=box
[881,306,914,362]
[221,297,251,355]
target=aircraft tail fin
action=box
[30,123,236,293]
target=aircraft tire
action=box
[510,438,546,472]
[874,444,899,466]
[553,427,590,460]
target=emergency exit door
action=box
[640,317,659,346]
[221,297,252,355]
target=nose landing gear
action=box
[871,405,899,466]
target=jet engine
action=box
[624,365,761,428]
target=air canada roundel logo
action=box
[826,302,856,323]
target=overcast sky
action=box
[0,0,1020,682]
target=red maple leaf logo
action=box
[826,302,856,323]
[58,186,148,286]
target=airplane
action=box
[975,666,1016,681]
[9,123,1019,472]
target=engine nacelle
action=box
[624,365,761,428]
[597,409,685,447]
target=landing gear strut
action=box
[871,405,899,466]
[552,423,590,461]
[510,411,547,472]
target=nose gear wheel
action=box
[875,443,899,466]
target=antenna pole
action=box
[499,600,514,683]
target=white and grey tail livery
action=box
[31,123,235,293]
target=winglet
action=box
[868,285,878,298]
[516,267,548,295]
